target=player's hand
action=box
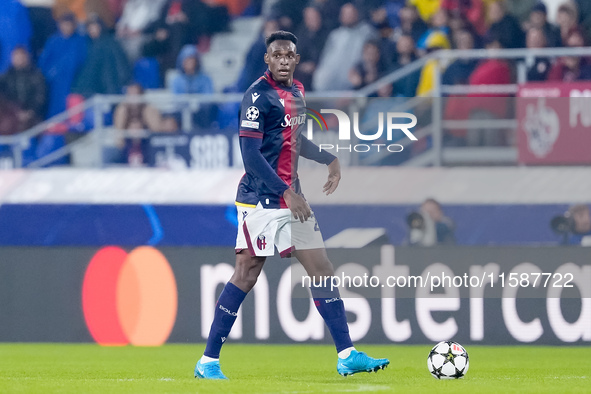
[323,158,341,195]
[283,188,311,223]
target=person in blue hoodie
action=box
[38,13,87,118]
[0,0,32,74]
[171,45,215,129]
[171,45,213,95]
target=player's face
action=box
[264,40,300,86]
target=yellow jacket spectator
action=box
[408,0,442,22]
[416,31,450,96]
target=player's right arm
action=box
[239,89,311,222]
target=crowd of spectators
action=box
[2,0,591,164]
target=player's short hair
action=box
[265,31,298,48]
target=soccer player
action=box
[195,31,390,380]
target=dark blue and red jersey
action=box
[236,70,308,209]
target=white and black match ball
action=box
[427,341,469,379]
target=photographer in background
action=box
[407,198,456,246]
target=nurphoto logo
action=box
[305,108,418,153]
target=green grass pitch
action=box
[0,344,588,393]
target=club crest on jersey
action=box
[246,106,259,120]
[251,92,260,103]
[256,235,267,250]
[279,98,285,107]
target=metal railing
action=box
[4,46,591,168]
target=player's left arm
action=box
[299,135,340,195]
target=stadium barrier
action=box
[0,245,588,345]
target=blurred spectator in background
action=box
[548,29,591,81]
[506,0,537,24]
[140,25,173,87]
[294,6,329,91]
[160,114,180,133]
[348,40,389,90]
[556,1,579,44]
[567,204,591,245]
[408,0,441,23]
[416,31,451,96]
[72,15,130,97]
[39,13,86,117]
[0,95,21,135]
[52,0,119,28]
[116,0,168,62]
[465,35,512,146]
[573,0,591,42]
[0,47,47,130]
[370,6,398,68]
[235,19,279,92]
[313,2,376,91]
[442,29,478,86]
[487,0,526,49]
[172,45,215,128]
[21,0,56,59]
[0,0,32,74]
[309,0,346,31]
[524,2,561,47]
[397,4,428,43]
[408,198,456,246]
[154,0,230,66]
[268,0,307,31]
[441,0,486,35]
[171,45,213,95]
[114,83,162,132]
[417,8,450,52]
[525,27,552,81]
[391,34,420,96]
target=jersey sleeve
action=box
[238,88,266,139]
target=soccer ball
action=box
[427,341,469,379]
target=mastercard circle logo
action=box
[82,246,178,346]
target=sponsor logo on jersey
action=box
[241,120,260,129]
[252,92,260,103]
[280,113,306,128]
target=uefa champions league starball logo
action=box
[246,106,260,121]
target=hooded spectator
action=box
[268,0,308,31]
[313,2,376,91]
[72,15,131,97]
[171,45,214,95]
[294,6,330,90]
[38,13,87,117]
[487,0,526,48]
[0,0,32,73]
[0,47,47,129]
